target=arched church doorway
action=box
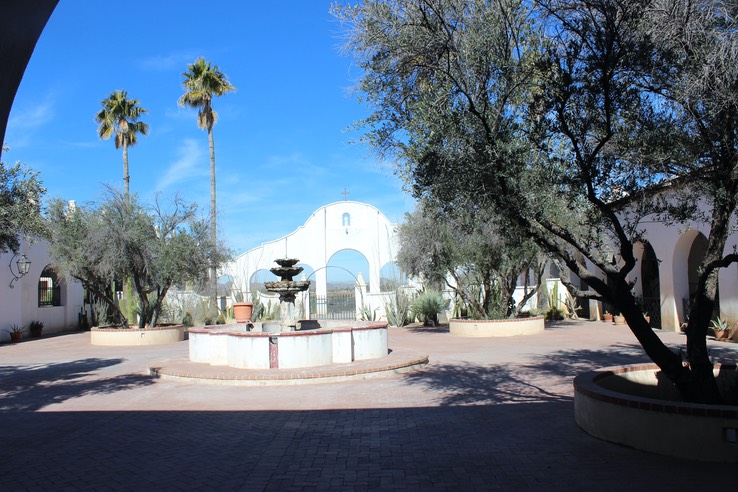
[681,232,719,320]
[640,242,661,328]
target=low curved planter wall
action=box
[449,316,545,337]
[574,363,738,462]
[91,325,185,346]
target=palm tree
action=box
[95,90,149,196]
[178,57,235,309]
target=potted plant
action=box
[612,313,626,325]
[602,311,613,322]
[29,320,44,338]
[5,324,24,343]
[711,318,732,340]
[231,290,254,323]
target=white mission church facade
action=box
[223,201,400,299]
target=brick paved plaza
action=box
[1,320,736,490]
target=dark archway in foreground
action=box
[0,0,58,159]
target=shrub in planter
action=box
[411,290,449,326]
[5,324,24,342]
[385,290,412,327]
[711,318,733,340]
[29,320,44,338]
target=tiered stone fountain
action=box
[263,258,310,332]
[186,257,390,370]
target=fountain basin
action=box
[189,321,388,369]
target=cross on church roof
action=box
[341,187,350,201]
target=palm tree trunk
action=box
[208,126,217,311]
[122,139,129,197]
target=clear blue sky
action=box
[5,1,414,277]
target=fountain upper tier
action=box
[270,258,303,281]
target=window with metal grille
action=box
[38,266,61,307]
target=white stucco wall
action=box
[1,238,84,342]
[587,194,738,332]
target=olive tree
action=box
[0,158,46,253]
[398,198,546,318]
[334,0,738,404]
[47,188,227,328]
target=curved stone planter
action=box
[91,325,185,346]
[449,316,545,337]
[574,363,738,462]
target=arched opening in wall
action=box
[327,249,369,291]
[570,254,591,319]
[308,250,369,320]
[38,265,62,307]
[296,263,315,292]
[219,274,235,298]
[640,241,662,328]
[379,262,407,292]
[685,232,719,320]
[249,269,273,296]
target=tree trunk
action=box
[122,139,129,197]
[208,126,217,312]
[615,279,723,404]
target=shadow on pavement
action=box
[0,358,154,411]
[405,323,449,334]
[0,406,733,490]
[404,362,571,405]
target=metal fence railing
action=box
[309,291,356,320]
[39,285,61,307]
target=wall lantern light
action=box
[9,253,31,288]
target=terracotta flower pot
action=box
[10,332,22,343]
[603,313,613,322]
[233,302,254,323]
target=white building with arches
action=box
[616,216,738,332]
[1,238,85,341]
[224,201,401,302]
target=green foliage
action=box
[182,312,194,328]
[410,290,448,326]
[0,160,47,253]
[216,314,226,325]
[397,198,545,319]
[95,90,149,149]
[257,300,280,321]
[47,188,230,328]
[358,305,376,321]
[29,320,44,331]
[118,278,138,323]
[5,323,24,334]
[95,89,148,196]
[179,57,236,131]
[384,290,412,327]
[91,298,113,327]
[250,295,264,321]
[334,0,738,402]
